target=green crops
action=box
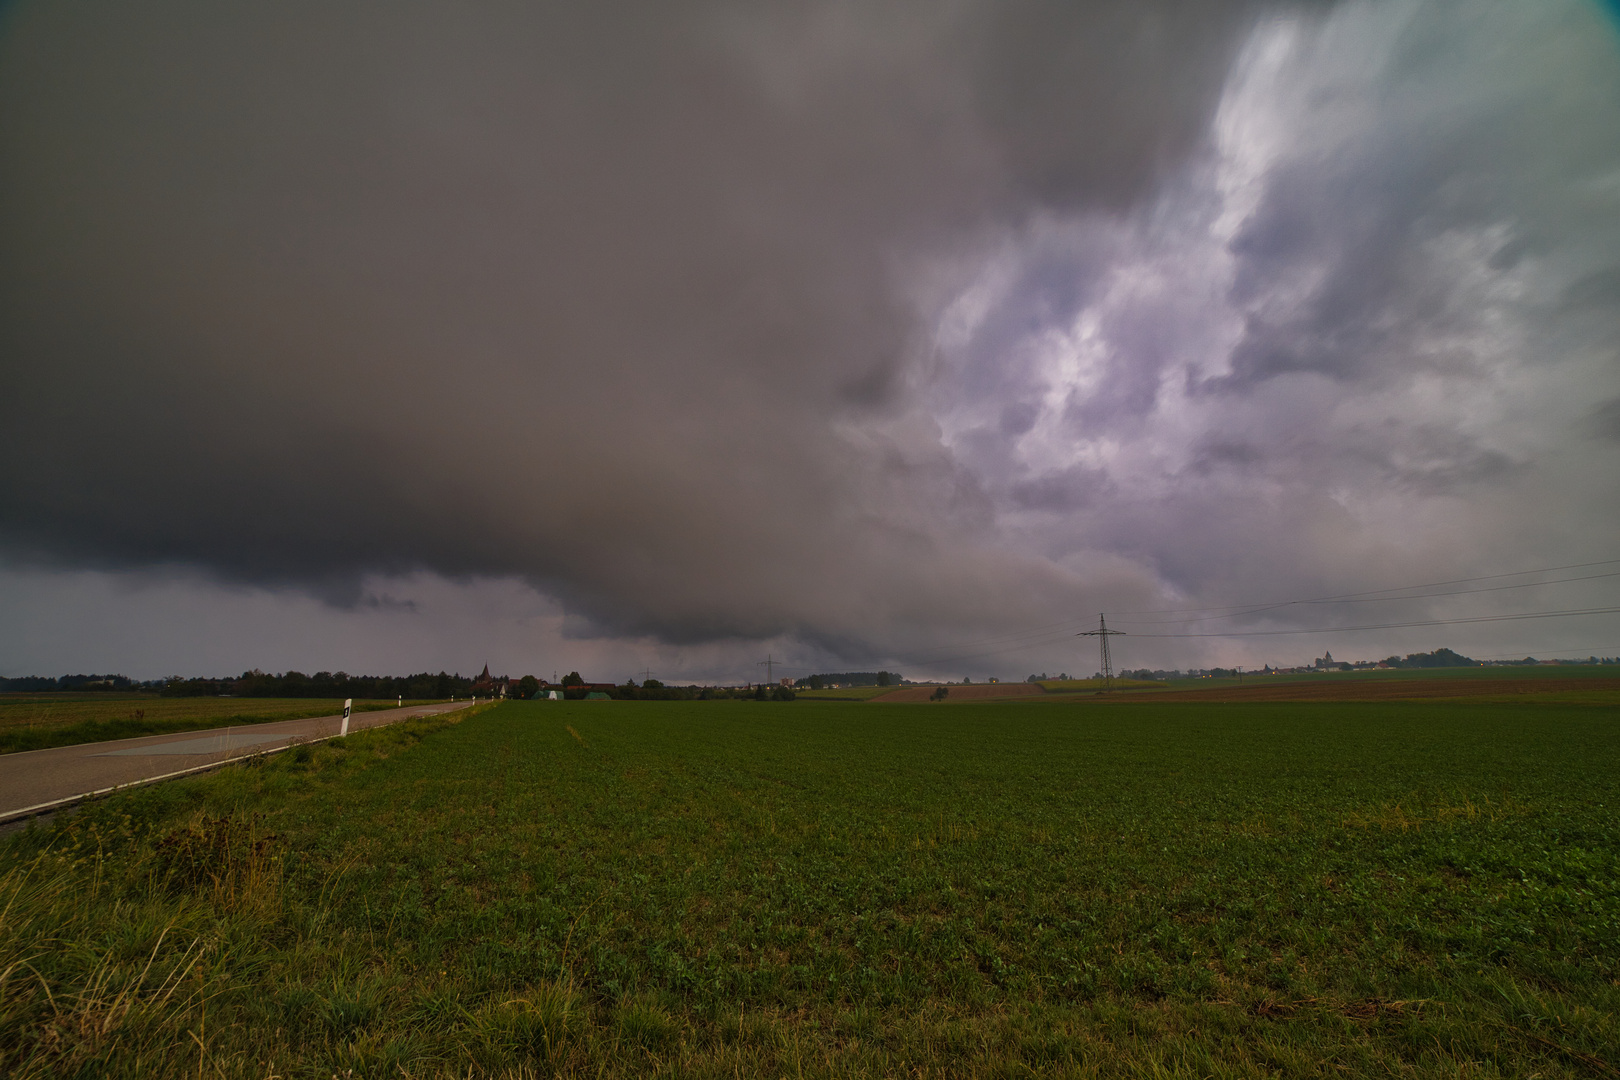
[2,698,1616,1077]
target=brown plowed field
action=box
[1102,677,1620,703]
[874,683,1046,703]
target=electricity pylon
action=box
[1078,614,1126,690]
[757,654,777,687]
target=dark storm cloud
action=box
[1591,399,1620,443]
[967,4,1240,208]
[1562,267,1620,312]
[0,0,1288,657]
[6,0,1620,677]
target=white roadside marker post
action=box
[341,698,352,737]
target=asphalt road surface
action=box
[0,700,474,825]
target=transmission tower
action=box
[640,668,654,684]
[757,654,777,686]
[1078,613,1126,689]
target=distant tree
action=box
[0,675,62,692]
[643,678,664,689]
[930,686,949,701]
[876,672,891,687]
[1384,648,1479,669]
[561,672,584,687]
[809,675,824,690]
[797,671,888,688]
[772,686,796,701]
[754,684,770,701]
[519,675,540,699]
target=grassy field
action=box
[1157,665,1620,689]
[1038,678,1167,693]
[792,685,903,701]
[1117,678,1620,706]
[0,694,437,754]
[1,693,1616,1077]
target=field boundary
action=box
[868,671,1620,704]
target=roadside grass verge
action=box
[0,696,438,754]
[1,698,1616,1077]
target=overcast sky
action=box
[3,0,1618,683]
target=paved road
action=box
[0,701,475,824]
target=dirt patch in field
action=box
[1105,677,1620,703]
[874,683,1047,703]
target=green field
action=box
[1160,664,1620,688]
[792,684,905,701]
[2,696,1617,1077]
[1038,678,1167,692]
[0,694,436,753]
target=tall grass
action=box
[1,832,233,1074]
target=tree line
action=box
[167,670,476,698]
[549,679,796,702]
[0,670,806,701]
[0,673,154,692]
[0,670,484,698]
[791,671,901,689]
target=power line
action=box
[861,557,1620,675]
[1078,614,1125,688]
[1109,558,1620,618]
[1129,605,1620,639]
[1116,570,1620,626]
[903,606,1620,671]
[892,616,1105,662]
[913,563,1620,663]
[902,557,1620,667]
[1469,646,1620,660]
[898,629,1100,672]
